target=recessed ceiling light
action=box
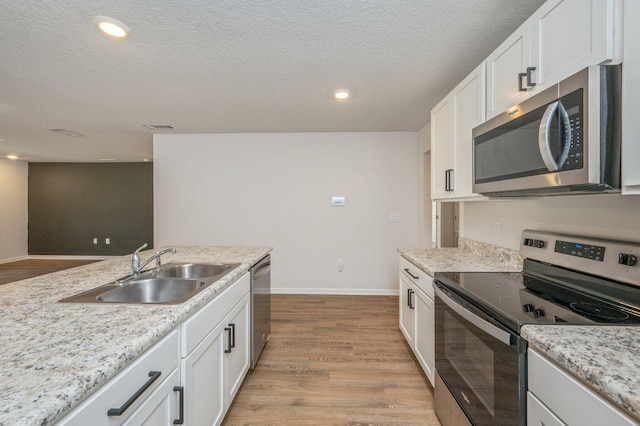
[93,16,130,39]
[7,155,19,160]
[99,158,117,161]
[142,158,151,162]
[333,89,351,100]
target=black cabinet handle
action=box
[173,386,184,424]
[445,169,454,191]
[408,289,415,309]
[229,323,236,349]
[107,371,161,416]
[518,72,527,92]
[224,327,233,353]
[526,67,537,87]
[404,268,419,280]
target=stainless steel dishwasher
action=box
[250,254,271,368]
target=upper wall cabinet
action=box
[487,0,622,120]
[431,63,486,201]
[622,0,640,194]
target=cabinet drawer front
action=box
[181,273,250,356]
[528,349,638,425]
[399,256,434,299]
[58,329,180,425]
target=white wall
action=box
[154,132,419,294]
[463,194,640,250]
[417,123,432,247]
[0,159,28,261]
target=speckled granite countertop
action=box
[0,246,271,426]
[398,238,523,274]
[522,325,640,422]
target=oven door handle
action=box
[434,283,513,346]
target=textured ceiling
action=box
[0,0,545,162]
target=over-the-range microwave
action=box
[472,65,621,197]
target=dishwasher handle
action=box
[252,260,271,280]
[434,281,514,346]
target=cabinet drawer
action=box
[528,349,638,426]
[399,256,433,299]
[58,329,180,425]
[181,273,250,356]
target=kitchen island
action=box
[0,246,271,426]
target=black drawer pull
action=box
[173,386,184,424]
[107,371,161,416]
[404,268,419,280]
[229,323,236,348]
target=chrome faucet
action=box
[131,243,177,276]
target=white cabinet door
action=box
[225,293,251,407]
[431,63,485,200]
[527,392,567,426]
[486,20,532,119]
[622,0,640,194]
[530,0,618,92]
[452,63,486,198]
[122,369,181,426]
[399,273,415,346]
[182,321,226,426]
[413,285,435,387]
[431,96,453,199]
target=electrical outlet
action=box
[494,221,501,235]
[93,238,97,244]
[105,238,111,245]
[390,213,400,222]
[338,259,344,272]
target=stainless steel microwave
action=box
[472,66,621,197]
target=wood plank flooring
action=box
[0,259,101,285]
[223,294,441,426]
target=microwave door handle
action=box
[538,101,560,171]
[556,102,572,168]
[434,283,513,346]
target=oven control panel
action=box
[520,230,640,287]
[554,240,605,261]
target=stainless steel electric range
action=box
[433,230,640,426]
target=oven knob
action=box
[523,238,531,246]
[628,255,638,266]
[533,308,545,318]
[534,240,545,248]
[522,303,534,313]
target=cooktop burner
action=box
[569,302,630,321]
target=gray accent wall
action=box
[28,163,153,256]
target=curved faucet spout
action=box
[131,245,176,276]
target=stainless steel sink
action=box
[96,278,208,304]
[59,262,241,304]
[154,263,239,279]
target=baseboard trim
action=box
[271,287,399,296]
[0,255,29,264]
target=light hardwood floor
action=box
[223,294,441,426]
[0,259,100,285]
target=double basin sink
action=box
[60,262,241,305]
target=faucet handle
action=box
[134,243,148,254]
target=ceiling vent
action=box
[142,124,174,130]
[48,128,83,137]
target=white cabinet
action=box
[180,272,250,426]
[431,63,486,201]
[58,330,181,426]
[528,349,639,426]
[622,0,640,194]
[398,255,435,386]
[224,293,251,408]
[487,0,621,120]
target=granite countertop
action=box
[398,238,523,274]
[522,325,640,422]
[0,246,271,426]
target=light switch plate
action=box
[332,196,346,206]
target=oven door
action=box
[434,280,527,426]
